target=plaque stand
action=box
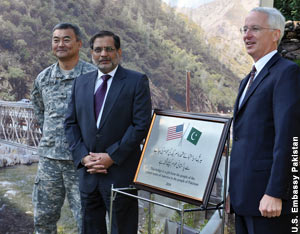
[109,133,230,234]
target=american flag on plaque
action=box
[166,124,184,141]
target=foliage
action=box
[171,203,208,231]
[294,59,300,67]
[274,0,300,21]
[142,206,164,234]
[0,0,240,112]
[0,66,29,100]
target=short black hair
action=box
[52,22,82,41]
[89,31,121,50]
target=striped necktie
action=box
[246,65,256,92]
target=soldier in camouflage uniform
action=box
[31,23,96,234]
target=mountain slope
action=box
[0,0,242,112]
[175,0,258,76]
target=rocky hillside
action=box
[0,0,242,113]
[174,0,257,77]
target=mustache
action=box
[92,58,111,65]
[99,58,111,62]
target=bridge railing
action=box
[0,101,41,148]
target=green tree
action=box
[274,0,300,20]
[5,67,29,100]
[0,0,242,112]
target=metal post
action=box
[221,133,230,234]
[148,192,152,234]
[109,184,116,234]
[109,186,226,233]
[180,203,184,234]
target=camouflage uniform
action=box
[31,60,96,234]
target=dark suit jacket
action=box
[64,65,152,193]
[229,53,300,216]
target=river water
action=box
[0,164,196,233]
[0,164,77,233]
[0,164,234,234]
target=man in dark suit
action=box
[229,7,300,234]
[65,31,152,234]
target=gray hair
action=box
[251,7,285,45]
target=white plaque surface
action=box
[134,111,231,205]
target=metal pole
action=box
[109,184,115,234]
[148,192,152,234]
[110,187,225,233]
[221,133,230,234]
[112,187,182,211]
[180,203,184,234]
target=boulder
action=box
[0,144,38,168]
[279,21,300,62]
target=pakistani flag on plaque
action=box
[186,127,202,145]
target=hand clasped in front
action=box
[84,152,114,174]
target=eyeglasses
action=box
[240,26,276,34]
[93,47,115,53]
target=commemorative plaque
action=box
[134,110,232,207]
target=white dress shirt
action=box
[94,66,118,128]
[238,50,277,108]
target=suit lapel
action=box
[233,75,250,117]
[238,69,269,111]
[85,70,98,126]
[236,53,281,115]
[98,66,126,130]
